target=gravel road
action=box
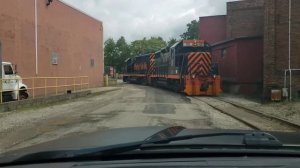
[0,84,251,154]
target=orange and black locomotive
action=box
[123,40,222,96]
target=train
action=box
[123,40,222,96]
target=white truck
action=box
[1,62,28,101]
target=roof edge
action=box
[211,36,263,47]
[58,0,103,24]
[199,15,226,19]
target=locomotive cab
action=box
[178,40,221,96]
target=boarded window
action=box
[52,52,59,65]
[221,49,227,58]
[90,58,95,67]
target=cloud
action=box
[61,0,235,42]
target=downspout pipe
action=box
[288,0,291,100]
[284,69,300,90]
[35,0,38,75]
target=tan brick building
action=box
[0,0,104,89]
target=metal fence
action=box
[0,76,89,103]
[103,75,121,86]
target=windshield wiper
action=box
[146,132,282,147]
[0,127,283,166]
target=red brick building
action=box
[200,0,300,100]
[263,0,300,99]
[199,0,264,95]
[199,15,226,44]
[226,0,265,39]
[0,0,104,88]
[212,37,263,95]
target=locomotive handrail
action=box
[179,53,186,86]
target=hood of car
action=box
[1,127,170,157]
[1,126,300,162]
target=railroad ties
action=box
[192,97,300,132]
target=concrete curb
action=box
[89,88,121,97]
[0,90,91,113]
[0,87,121,113]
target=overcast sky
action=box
[61,0,236,42]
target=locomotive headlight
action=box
[192,74,195,79]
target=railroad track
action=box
[192,97,300,131]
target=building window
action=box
[52,52,59,65]
[90,58,95,67]
[221,49,227,58]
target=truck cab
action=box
[2,62,28,101]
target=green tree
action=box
[115,36,130,72]
[130,37,148,57]
[130,37,167,57]
[147,37,167,52]
[167,38,178,47]
[180,20,199,40]
[104,36,168,73]
[104,38,117,67]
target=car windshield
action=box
[0,0,300,162]
[3,65,13,75]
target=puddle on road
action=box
[143,104,175,114]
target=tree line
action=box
[104,19,199,73]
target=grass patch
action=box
[292,96,300,102]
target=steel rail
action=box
[216,97,300,130]
[193,97,300,131]
[193,97,260,130]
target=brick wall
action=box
[0,0,104,88]
[227,0,265,39]
[212,37,263,95]
[199,15,226,44]
[263,0,300,98]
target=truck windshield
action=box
[4,65,14,75]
